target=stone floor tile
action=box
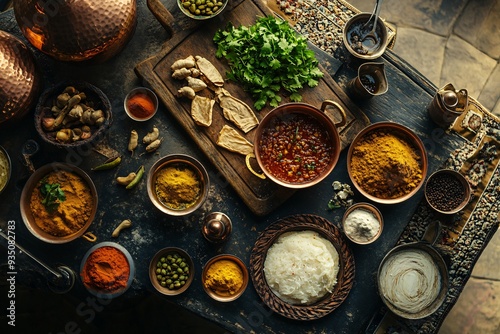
[375,0,468,36]
[440,35,497,98]
[478,63,500,115]
[471,228,500,279]
[453,0,500,59]
[391,26,446,85]
[439,277,500,334]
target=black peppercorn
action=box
[426,172,466,212]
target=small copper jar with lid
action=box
[13,0,137,63]
[0,30,41,126]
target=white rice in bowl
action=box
[263,230,340,305]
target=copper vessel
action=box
[0,30,41,126]
[13,0,137,63]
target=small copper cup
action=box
[347,62,388,99]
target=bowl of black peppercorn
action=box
[424,169,471,214]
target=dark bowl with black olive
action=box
[149,247,195,296]
[34,81,112,149]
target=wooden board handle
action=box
[147,0,174,36]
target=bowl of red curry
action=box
[250,101,346,188]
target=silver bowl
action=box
[343,12,388,60]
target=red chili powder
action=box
[82,246,130,292]
[127,92,155,119]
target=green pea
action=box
[162,263,168,268]
[179,275,185,281]
[213,6,219,11]
[217,1,223,6]
[161,269,167,275]
[156,268,161,274]
[182,2,190,8]
[207,2,214,7]
[156,274,162,280]
[166,279,172,284]
[189,4,196,13]
[183,267,189,273]
[161,281,167,287]
[172,274,178,279]
[169,283,174,289]
[180,280,186,286]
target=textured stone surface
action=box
[470,228,500,280]
[439,277,500,334]
[440,35,497,98]
[479,63,500,116]
[453,0,500,59]
[391,26,446,85]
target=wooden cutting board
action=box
[135,0,370,216]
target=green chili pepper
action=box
[91,156,122,171]
[125,165,144,189]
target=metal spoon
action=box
[361,0,384,50]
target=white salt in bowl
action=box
[342,202,383,245]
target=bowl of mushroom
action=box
[34,81,113,149]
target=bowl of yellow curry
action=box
[20,162,98,243]
[147,154,209,216]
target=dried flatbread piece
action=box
[216,88,259,133]
[191,95,215,127]
[195,56,224,87]
[216,125,254,156]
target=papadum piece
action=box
[216,125,254,156]
[191,95,215,127]
[216,88,259,133]
[195,56,224,87]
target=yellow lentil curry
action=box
[155,163,201,210]
[29,170,94,237]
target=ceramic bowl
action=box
[147,154,209,216]
[149,247,194,296]
[347,122,428,204]
[124,87,158,121]
[80,242,135,299]
[34,81,112,149]
[20,162,98,244]
[202,254,249,302]
[342,202,383,245]
[342,12,388,60]
[178,0,228,20]
[424,169,471,214]
[0,145,12,195]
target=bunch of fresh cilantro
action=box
[214,15,323,111]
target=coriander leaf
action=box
[39,180,66,213]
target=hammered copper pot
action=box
[0,30,41,126]
[13,0,137,63]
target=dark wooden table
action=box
[1,1,498,333]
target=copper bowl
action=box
[343,12,388,60]
[250,101,347,189]
[342,202,383,245]
[147,154,210,216]
[202,254,249,302]
[13,0,137,63]
[34,81,112,149]
[0,30,41,127]
[347,122,428,204]
[20,162,98,244]
[149,247,194,296]
[178,0,228,20]
[424,169,471,215]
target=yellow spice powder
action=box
[155,164,201,210]
[204,259,244,296]
[350,131,422,199]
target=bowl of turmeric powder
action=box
[202,254,249,302]
[20,162,98,243]
[347,122,428,204]
[147,154,210,216]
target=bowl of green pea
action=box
[149,247,194,296]
[178,0,228,20]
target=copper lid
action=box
[13,0,137,62]
[0,30,41,125]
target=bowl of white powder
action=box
[342,203,383,245]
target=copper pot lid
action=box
[0,30,41,125]
[13,0,137,62]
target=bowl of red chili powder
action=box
[251,101,346,188]
[124,87,158,121]
[80,242,135,298]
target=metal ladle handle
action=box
[0,229,75,293]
